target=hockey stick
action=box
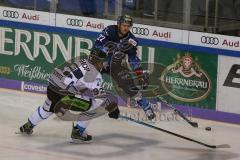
[157,96,199,128]
[119,115,230,149]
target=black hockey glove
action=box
[108,107,120,119]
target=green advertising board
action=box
[0,26,93,83]
[153,48,217,109]
[0,26,217,109]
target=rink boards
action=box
[0,6,240,124]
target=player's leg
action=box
[135,94,155,120]
[70,98,100,142]
[116,77,155,120]
[110,52,155,120]
[19,98,53,134]
[71,121,92,142]
[19,86,63,134]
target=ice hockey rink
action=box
[0,88,240,160]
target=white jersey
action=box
[49,59,103,100]
[29,59,106,129]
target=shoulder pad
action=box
[103,25,117,37]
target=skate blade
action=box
[70,138,92,144]
[15,131,22,134]
[15,131,33,135]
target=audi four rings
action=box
[201,36,219,45]
[66,18,83,27]
[132,27,149,36]
[2,10,19,18]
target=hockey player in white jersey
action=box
[19,48,119,142]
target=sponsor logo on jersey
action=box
[92,88,99,95]
[128,38,137,47]
[80,59,90,71]
[160,53,211,102]
[96,78,102,86]
[223,64,240,88]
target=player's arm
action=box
[94,27,110,53]
[89,73,120,119]
[83,73,104,97]
[127,38,149,88]
[126,38,142,72]
[83,73,119,119]
[49,61,88,95]
[63,62,84,85]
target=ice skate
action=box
[71,124,92,143]
[19,121,34,135]
[137,98,156,120]
[144,106,156,120]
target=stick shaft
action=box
[157,97,198,128]
[119,115,216,149]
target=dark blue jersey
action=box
[94,25,141,71]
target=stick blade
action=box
[216,144,231,149]
[190,122,198,128]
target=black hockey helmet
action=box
[88,48,107,65]
[117,14,133,27]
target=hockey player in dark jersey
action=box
[94,15,156,120]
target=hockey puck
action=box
[205,127,211,131]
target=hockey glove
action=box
[108,107,120,119]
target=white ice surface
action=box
[0,88,239,160]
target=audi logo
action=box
[66,18,83,27]
[131,27,149,36]
[201,36,219,45]
[2,10,19,19]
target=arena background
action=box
[0,3,239,124]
